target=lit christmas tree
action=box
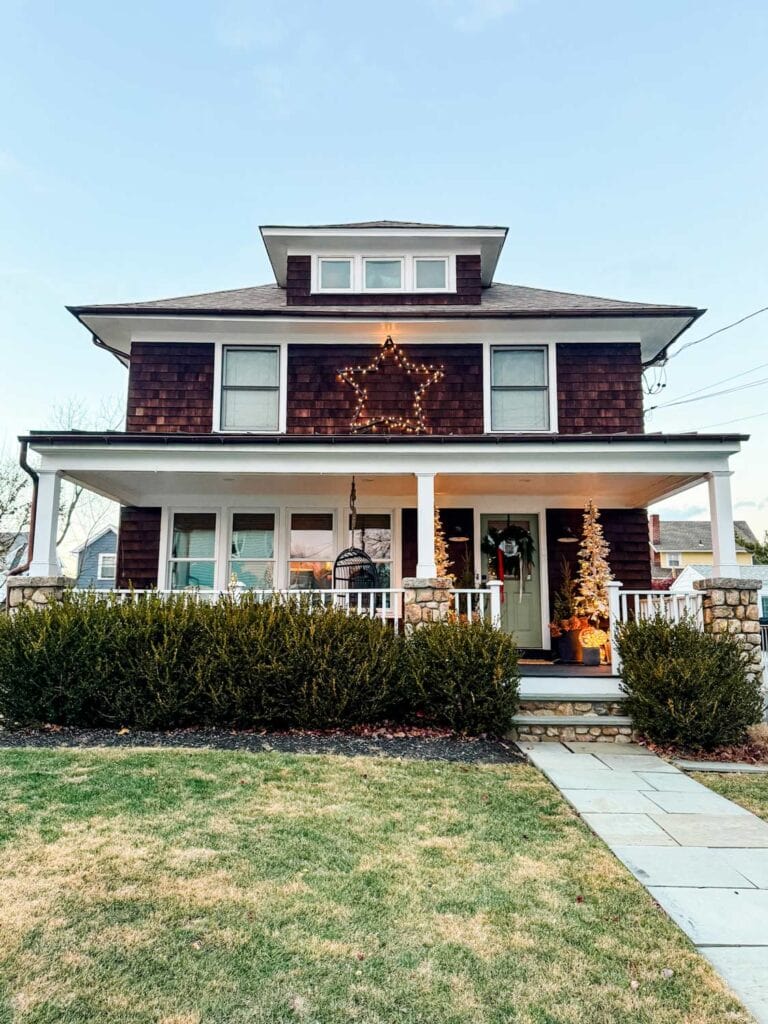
[434,508,454,580]
[576,499,613,622]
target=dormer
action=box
[259,221,508,306]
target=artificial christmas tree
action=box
[434,509,454,580]
[576,499,613,622]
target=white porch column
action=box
[29,470,61,577]
[415,472,437,578]
[707,471,740,577]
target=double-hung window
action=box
[350,513,392,587]
[220,346,280,431]
[169,513,217,590]
[490,347,550,432]
[230,513,275,589]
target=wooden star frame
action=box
[337,336,445,434]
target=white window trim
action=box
[317,257,354,292]
[667,552,682,567]
[212,340,288,434]
[97,552,117,581]
[483,342,558,434]
[162,508,221,591]
[311,255,455,294]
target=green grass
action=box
[693,771,768,821]
[0,749,749,1024]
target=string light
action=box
[337,335,445,434]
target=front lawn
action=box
[693,771,768,821]
[0,749,748,1024]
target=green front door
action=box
[480,514,542,648]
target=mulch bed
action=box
[0,722,524,765]
[645,738,768,766]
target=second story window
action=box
[97,552,117,581]
[490,347,550,432]
[364,258,403,290]
[221,346,280,432]
[319,258,352,290]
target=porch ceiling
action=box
[61,468,703,509]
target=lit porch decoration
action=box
[337,335,444,433]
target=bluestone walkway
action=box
[521,741,768,1024]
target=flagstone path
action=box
[521,741,768,1024]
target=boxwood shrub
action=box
[0,592,520,736]
[616,614,764,750]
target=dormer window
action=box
[313,255,453,294]
[318,258,352,290]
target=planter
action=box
[582,647,601,667]
[558,629,582,663]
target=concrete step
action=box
[512,713,632,728]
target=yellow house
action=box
[650,516,756,572]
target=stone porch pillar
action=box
[6,576,73,614]
[693,577,764,685]
[403,577,452,632]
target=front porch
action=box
[20,431,745,666]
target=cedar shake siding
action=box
[546,508,651,617]
[116,506,161,589]
[286,254,482,306]
[126,342,214,433]
[287,344,484,434]
[556,343,644,434]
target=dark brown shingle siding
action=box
[116,506,161,589]
[546,508,651,618]
[286,254,482,306]
[556,343,644,434]
[286,344,484,434]
[126,342,214,432]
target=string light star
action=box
[337,336,445,434]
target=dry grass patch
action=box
[694,769,768,821]
[0,748,753,1024]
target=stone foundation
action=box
[518,699,626,717]
[693,577,764,685]
[511,723,635,744]
[5,576,73,614]
[403,577,452,631]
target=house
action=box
[650,515,756,575]
[671,563,768,616]
[0,531,29,602]
[18,219,749,653]
[72,525,118,589]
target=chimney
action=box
[649,514,661,567]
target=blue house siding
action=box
[75,529,117,590]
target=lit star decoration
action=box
[337,335,445,434]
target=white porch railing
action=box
[607,582,704,675]
[75,587,407,632]
[451,581,503,627]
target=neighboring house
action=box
[671,563,768,618]
[650,515,756,574]
[19,219,749,652]
[0,531,29,602]
[72,526,118,589]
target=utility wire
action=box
[646,357,768,412]
[697,409,768,430]
[649,374,768,411]
[668,305,768,360]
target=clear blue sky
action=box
[1,0,767,534]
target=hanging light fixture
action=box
[448,526,470,543]
[557,526,578,544]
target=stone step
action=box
[512,714,633,728]
[519,677,625,702]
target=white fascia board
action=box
[82,312,688,364]
[33,438,741,479]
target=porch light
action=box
[448,528,469,543]
[557,527,578,544]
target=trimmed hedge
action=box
[616,614,764,750]
[0,592,520,736]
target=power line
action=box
[650,374,768,411]
[698,410,768,430]
[668,305,768,360]
[646,357,768,412]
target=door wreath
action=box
[480,523,536,602]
